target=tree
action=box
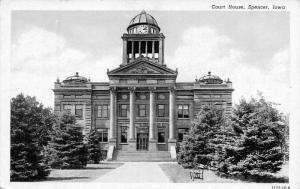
[177,105,226,168]
[87,130,103,164]
[219,94,286,178]
[10,94,52,181]
[47,112,88,169]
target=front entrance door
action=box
[137,133,149,150]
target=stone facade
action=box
[53,11,233,158]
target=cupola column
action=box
[152,41,155,59]
[145,41,148,57]
[122,39,127,65]
[131,41,135,60]
[159,38,164,65]
[139,41,141,57]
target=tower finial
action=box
[141,10,146,14]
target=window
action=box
[138,79,146,84]
[97,129,108,142]
[121,126,128,143]
[178,105,189,118]
[158,128,165,143]
[157,104,166,117]
[97,105,108,118]
[138,104,146,117]
[63,104,72,113]
[119,104,128,117]
[119,79,127,84]
[63,95,72,98]
[75,105,83,118]
[177,128,189,142]
[157,80,165,84]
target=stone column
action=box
[128,87,136,151]
[168,87,176,143]
[122,39,127,65]
[109,87,116,143]
[149,87,157,151]
[159,38,163,65]
[145,41,148,58]
[138,41,141,58]
[152,41,155,59]
[132,41,135,60]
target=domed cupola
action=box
[197,71,223,84]
[63,72,88,83]
[121,10,165,66]
[127,10,160,34]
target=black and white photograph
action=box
[1,0,300,188]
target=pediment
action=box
[108,58,177,76]
[123,63,164,74]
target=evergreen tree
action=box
[220,94,286,178]
[87,130,103,164]
[47,112,88,169]
[177,105,226,168]
[11,94,52,181]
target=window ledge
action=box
[157,143,166,144]
[177,118,190,120]
[120,143,128,145]
[96,117,109,120]
[100,142,108,144]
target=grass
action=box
[159,163,289,183]
[159,163,238,183]
[39,162,124,182]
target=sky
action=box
[11,10,290,113]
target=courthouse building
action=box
[53,11,233,161]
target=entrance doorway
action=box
[137,133,149,150]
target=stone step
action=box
[116,158,173,162]
[115,151,174,162]
[116,157,173,161]
[118,154,170,157]
[117,152,170,155]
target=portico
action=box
[108,85,176,151]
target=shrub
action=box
[47,112,88,169]
[10,94,52,181]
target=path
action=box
[94,162,171,182]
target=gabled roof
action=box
[107,58,177,79]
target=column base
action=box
[128,139,136,151]
[109,138,117,143]
[107,139,117,161]
[168,141,177,160]
[168,138,177,143]
[149,139,157,151]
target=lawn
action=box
[39,162,124,182]
[159,163,238,183]
[159,163,289,183]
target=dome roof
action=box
[63,72,88,83]
[128,10,160,31]
[198,71,223,84]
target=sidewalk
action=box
[94,162,171,183]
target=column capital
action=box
[168,86,176,92]
[109,86,116,92]
[149,87,156,92]
[128,86,136,92]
